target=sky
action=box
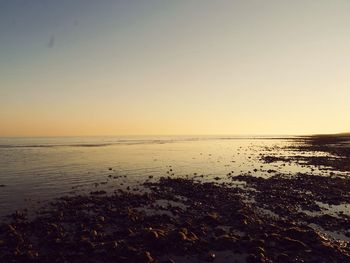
[1,0,349,136]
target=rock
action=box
[206,252,216,261]
[216,235,237,246]
[283,227,322,243]
[139,251,154,263]
[214,227,227,236]
[205,212,220,224]
[246,253,265,263]
[275,253,289,262]
[280,237,308,250]
[90,190,107,195]
[149,230,159,240]
[81,239,95,251]
[177,231,187,241]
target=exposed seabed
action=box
[1,135,350,262]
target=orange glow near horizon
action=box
[1,1,349,136]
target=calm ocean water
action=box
[0,136,333,217]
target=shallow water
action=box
[0,136,343,217]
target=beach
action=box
[2,1,350,262]
[0,135,350,262]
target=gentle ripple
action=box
[0,136,340,217]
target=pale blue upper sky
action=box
[1,0,350,136]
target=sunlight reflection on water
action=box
[0,136,343,217]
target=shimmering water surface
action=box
[0,136,339,217]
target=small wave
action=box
[0,143,112,148]
[0,136,298,149]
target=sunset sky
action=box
[1,0,349,136]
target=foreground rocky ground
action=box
[1,135,350,262]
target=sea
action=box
[0,136,336,217]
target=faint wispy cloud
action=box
[47,35,55,48]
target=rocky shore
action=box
[1,135,350,262]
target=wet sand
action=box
[1,135,350,262]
